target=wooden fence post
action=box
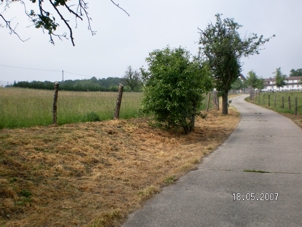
[250,89,253,100]
[274,94,276,108]
[52,82,59,124]
[295,97,298,115]
[255,90,257,102]
[114,83,124,119]
[206,92,211,112]
[282,96,284,109]
[263,94,265,105]
[212,91,219,111]
[217,93,220,111]
[268,94,270,106]
[288,96,291,110]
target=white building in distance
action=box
[263,76,302,91]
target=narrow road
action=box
[122,95,302,227]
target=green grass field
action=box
[0,88,213,129]
[251,91,302,115]
[0,88,143,129]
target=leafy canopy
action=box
[123,66,143,92]
[257,78,265,90]
[289,68,302,77]
[274,67,286,88]
[231,78,247,91]
[246,70,264,90]
[142,46,212,134]
[198,14,274,114]
[247,70,258,89]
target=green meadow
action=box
[0,88,143,129]
[251,91,302,115]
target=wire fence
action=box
[250,91,302,115]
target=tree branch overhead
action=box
[0,0,130,45]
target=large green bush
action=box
[142,47,212,134]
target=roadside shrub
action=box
[141,46,212,134]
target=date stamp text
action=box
[232,192,279,201]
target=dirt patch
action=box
[0,108,240,227]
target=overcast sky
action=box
[1,0,301,86]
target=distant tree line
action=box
[290,68,302,77]
[10,76,142,92]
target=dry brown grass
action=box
[0,108,240,227]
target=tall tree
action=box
[246,70,264,91]
[0,0,129,46]
[275,67,286,89]
[198,14,274,114]
[123,66,142,92]
[142,47,212,134]
[257,78,264,90]
[246,70,259,89]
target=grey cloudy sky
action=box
[0,0,301,86]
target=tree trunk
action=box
[183,104,196,134]
[212,91,219,111]
[249,87,254,100]
[206,92,211,112]
[222,92,228,115]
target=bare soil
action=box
[0,108,240,227]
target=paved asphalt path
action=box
[122,95,302,227]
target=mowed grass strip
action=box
[0,107,240,227]
[0,88,143,129]
[247,91,302,129]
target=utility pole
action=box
[62,70,64,82]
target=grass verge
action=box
[245,92,302,130]
[0,107,240,226]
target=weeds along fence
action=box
[0,84,143,129]
[0,84,213,129]
[52,83,125,124]
[251,91,302,115]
